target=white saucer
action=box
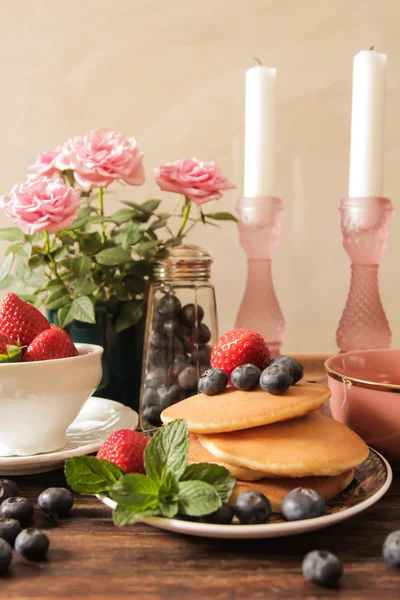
[98,448,392,539]
[0,397,138,476]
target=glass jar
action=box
[139,244,218,430]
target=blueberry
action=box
[143,388,159,407]
[233,491,271,524]
[145,368,167,389]
[230,364,261,391]
[142,405,163,427]
[179,303,205,327]
[149,329,167,348]
[259,364,293,395]
[178,366,199,391]
[169,357,190,380]
[157,385,184,408]
[15,528,49,560]
[0,539,12,573]
[0,479,19,503]
[383,530,400,567]
[152,311,167,331]
[281,487,325,521]
[179,328,195,353]
[38,488,74,518]
[157,294,181,318]
[0,497,34,525]
[191,344,212,365]
[203,504,234,524]
[302,550,343,588]
[148,346,167,368]
[198,368,228,395]
[0,519,21,545]
[269,356,304,384]
[196,323,211,345]
[163,319,180,339]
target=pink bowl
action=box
[325,349,400,466]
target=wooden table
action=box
[1,467,399,600]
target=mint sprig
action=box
[65,420,236,526]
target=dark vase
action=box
[49,305,145,412]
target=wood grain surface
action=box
[0,468,398,600]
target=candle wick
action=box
[369,45,375,51]
[253,57,263,66]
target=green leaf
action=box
[204,212,238,222]
[123,276,145,295]
[134,240,161,256]
[69,296,95,324]
[73,279,97,297]
[159,471,180,501]
[89,215,110,224]
[58,303,74,328]
[28,255,44,269]
[46,279,65,290]
[0,275,13,290]
[0,228,24,241]
[165,237,182,247]
[113,506,159,527]
[59,233,75,245]
[19,242,32,258]
[72,256,92,278]
[141,199,161,213]
[110,209,136,225]
[0,253,14,284]
[68,215,90,230]
[150,219,167,231]
[144,420,189,485]
[181,464,236,503]
[45,288,70,310]
[81,232,102,255]
[0,345,23,363]
[177,480,221,516]
[116,300,145,333]
[110,474,159,511]
[65,456,124,494]
[5,242,23,255]
[95,247,131,266]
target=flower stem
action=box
[98,187,106,245]
[44,231,60,281]
[176,196,191,239]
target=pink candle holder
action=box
[336,196,393,352]
[235,196,285,357]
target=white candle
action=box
[244,64,276,198]
[349,49,387,198]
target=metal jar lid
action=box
[152,244,212,281]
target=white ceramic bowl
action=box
[0,343,103,456]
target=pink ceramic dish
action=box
[325,349,400,466]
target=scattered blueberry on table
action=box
[383,530,400,567]
[38,487,74,518]
[302,550,343,588]
[15,528,49,560]
[0,497,34,526]
[0,519,21,545]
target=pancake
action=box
[187,434,265,481]
[161,383,330,433]
[230,469,355,513]
[198,412,369,477]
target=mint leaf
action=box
[158,500,178,518]
[113,506,160,527]
[181,464,236,503]
[177,480,221,516]
[159,471,179,500]
[65,456,123,494]
[110,474,159,512]
[144,420,189,485]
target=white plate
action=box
[98,448,392,539]
[0,397,138,476]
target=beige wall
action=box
[0,0,400,352]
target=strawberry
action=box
[210,328,271,377]
[0,293,50,346]
[23,326,79,362]
[96,430,149,474]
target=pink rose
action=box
[27,145,64,178]
[58,128,145,189]
[0,177,80,234]
[154,158,235,205]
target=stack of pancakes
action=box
[161,383,369,512]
